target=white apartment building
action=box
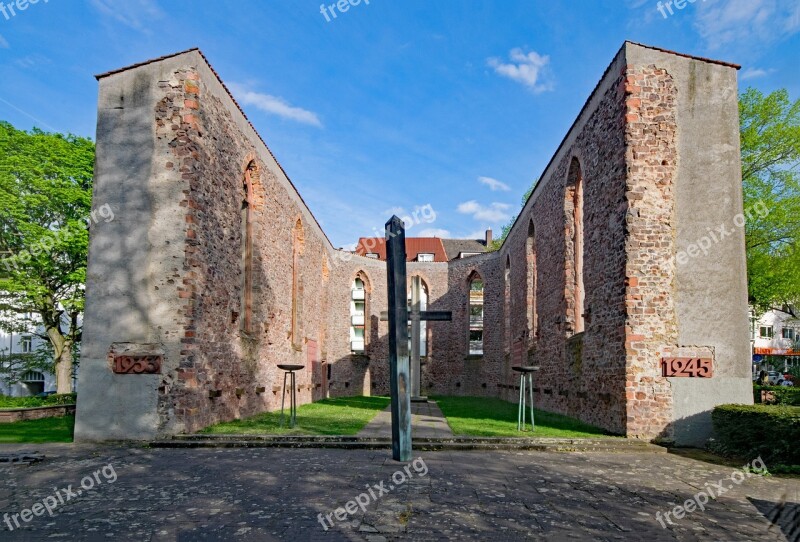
[0,312,57,397]
[751,308,800,374]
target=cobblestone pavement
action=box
[0,444,798,541]
[358,401,453,438]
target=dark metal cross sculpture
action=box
[384,216,451,462]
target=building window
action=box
[366,253,379,259]
[408,277,429,357]
[567,158,585,334]
[292,218,305,348]
[760,326,774,339]
[782,328,795,340]
[351,275,369,353]
[468,273,484,355]
[20,336,33,353]
[21,370,44,382]
[459,252,480,258]
[417,253,434,262]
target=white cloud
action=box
[740,67,773,80]
[228,83,322,128]
[478,176,510,191]
[695,0,800,50]
[457,201,513,223]
[90,0,163,32]
[16,54,52,69]
[487,48,554,93]
[418,228,451,238]
[0,35,8,49]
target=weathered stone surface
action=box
[0,444,796,540]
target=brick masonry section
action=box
[76,43,750,444]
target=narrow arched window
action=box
[408,277,429,357]
[351,273,370,353]
[292,218,305,348]
[567,158,585,334]
[504,256,511,353]
[526,220,537,340]
[468,272,484,355]
[240,161,256,333]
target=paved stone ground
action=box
[0,443,798,541]
[358,401,453,439]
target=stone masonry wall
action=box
[326,256,388,397]
[496,52,631,435]
[153,63,332,434]
[621,63,678,439]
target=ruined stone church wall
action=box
[325,255,388,397]
[156,57,337,434]
[77,51,339,438]
[492,43,750,443]
[624,44,752,445]
[77,44,750,445]
[496,46,631,435]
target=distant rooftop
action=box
[356,231,490,262]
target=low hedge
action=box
[0,393,77,409]
[752,385,800,406]
[710,404,800,468]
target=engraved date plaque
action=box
[109,343,164,375]
[661,357,713,378]
[113,354,162,374]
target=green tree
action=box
[0,121,95,393]
[488,184,534,252]
[740,88,800,315]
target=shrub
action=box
[0,393,77,409]
[44,393,78,406]
[710,404,800,467]
[752,385,800,406]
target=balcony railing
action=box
[469,341,484,355]
[352,289,365,301]
[351,340,365,353]
[469,316,483,326]
[351,314,365,326]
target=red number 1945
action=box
[661,358,713,378]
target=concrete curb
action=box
[149,435,667,453]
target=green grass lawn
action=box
[0,415,75,443]
[433,396,613,438]
[201,396,390,435]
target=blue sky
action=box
[0,0,798,247]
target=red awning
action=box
[754,347,800,356]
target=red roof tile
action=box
[355,237,448,262]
